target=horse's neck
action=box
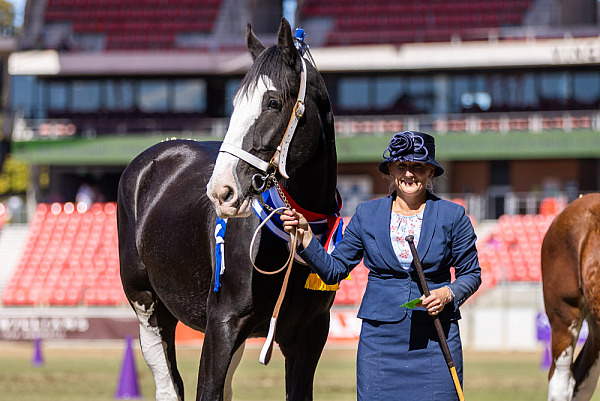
[285,177,337,215]
[285,74,337,215]
[284,142,337,215]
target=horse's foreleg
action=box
[133,294,184,401]
[572,318,600,401]
[279,312,330,401]
[548,306,584,401]
[197,318,248,401]
[224,341,245,401]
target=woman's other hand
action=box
[281,209,313,249]
[418,286,454,316]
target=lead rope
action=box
[251,180,300,365]
[249,206,294,275]
[250,179,294,275]
[259,227,297,365]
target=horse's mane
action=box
[237,46,301,101]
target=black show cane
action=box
[405,235,465,401]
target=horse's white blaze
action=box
[207,75,276,217]
[549,345,576,401]
[573,348,600,401]
[225,75,276,148]
[133,301,180,401]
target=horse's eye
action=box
[268,99,280,109]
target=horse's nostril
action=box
[221,186,235,203]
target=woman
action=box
[282,131,481,400]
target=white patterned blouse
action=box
[390,210,424,270]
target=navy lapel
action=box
[415,192,439,264]
[373,193,404,272]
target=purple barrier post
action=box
[537,313,552,369]
[115,335,141,399]
[32,337,44,367]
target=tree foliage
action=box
[0,1,14,31]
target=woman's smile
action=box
[391,162,432,195]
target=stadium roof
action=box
[9,36,600,76]
[8,49,253,76]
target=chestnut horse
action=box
[118,19,338,400]
[542,193,600,400]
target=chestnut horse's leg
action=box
[572,231,600,401]
[547,304,583,401]
[572,318,600,401]
[543,226,585,401]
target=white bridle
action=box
[218,56,307,180]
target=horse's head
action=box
[207,18,335,219]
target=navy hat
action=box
[377,131,444,177]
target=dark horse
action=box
[117,19,338,401]
[542,193,600,401]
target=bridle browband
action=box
[218,51,308,183]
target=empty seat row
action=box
[476,212,558,292]
[1,202,555,307]
[44,0,223,50]
[300,0,533,46]
[1,202,126,307]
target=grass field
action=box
[1,341,600,401]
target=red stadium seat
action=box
[44,0,224,50]
[2,202,126,307]
[299,0,533,46]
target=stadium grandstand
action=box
[0,0,599,349]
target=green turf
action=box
[1,342,600,400]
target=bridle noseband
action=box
[218,53,308,184]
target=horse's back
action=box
[118,139,220,214]
[542,193,600,258]
[118,139,221,329]
[542,193,600,301]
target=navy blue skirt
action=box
[356,310,463,401]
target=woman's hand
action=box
[280,209,313,249]
[418,286,454,316]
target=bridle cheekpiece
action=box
[218,28,309,189]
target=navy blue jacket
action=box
[299,191,481,322]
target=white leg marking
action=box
[224,341,246,401]
[549,320,582,401]
[549,345,576,401]
[133,301,180,401]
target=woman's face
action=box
[389,161,434,196]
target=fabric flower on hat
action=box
[377,131,443,176]
[383,132,428,162]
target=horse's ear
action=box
[246,23,265,61]
[277,18,297,66]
